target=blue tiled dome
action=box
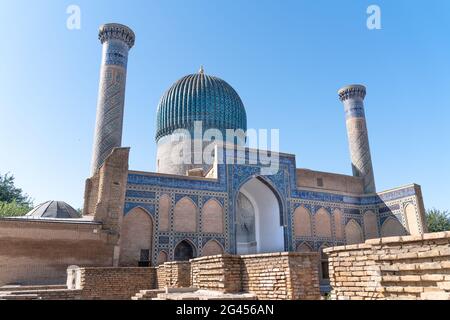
[156,68,247,141]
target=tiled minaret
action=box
[91,23,135,174]
[338,85,376,193]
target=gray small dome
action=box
[26,201,82,219]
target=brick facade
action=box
[0,219,114,286]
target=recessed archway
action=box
[202,240,224,256]
[156,251,168,265]
[296,242,313,252]
[119,207,153,267]
[174,240,196,261]
[236,177,285,254]
[381,217,406,237]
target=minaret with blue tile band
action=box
[339,84,376,194]
[91,23,135,174]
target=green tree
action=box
[0,172,33,217]
[0,172,32,205]
[0,200,32,217]
[426,208,450,232]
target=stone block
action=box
[437,282,450,291]
[419,262,442,270]
[420,275,444,282]
[421,291,450,300]
[400,275,421,282]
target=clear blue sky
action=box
[0,0,449,210]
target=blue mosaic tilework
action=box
[379,204,401,214]
[159,236,170,244]
[124,202,155,217]
[104,40,129,67]
[345,103,366,119]
[202,195,225,207]
[127,164,227,192]
[378,187,416,202]
[344,217,363,225]
[293,187,417,206]
[294,190,360,205]
[125,190,156,199]
[175,194,198,205]
[344,208,361,215]
[380,215,403,226]
[128,152,416,206]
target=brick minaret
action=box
[338,85,376,193]
[91,23,135,174]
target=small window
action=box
[320,249,330,281]
[139,249,150,267]
[317,178,324,187]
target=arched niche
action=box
[315,208,332,238]
[158,194,171,232]
[201,199,224,234]
[174,197,197,233]
[202,240,224,256]
[119,207,153,267]
[345,219,364,245]
[293,206,312,237]
[381,217,406,237]
[174,240,197,261]
[363,210,379,239]
[296,242,313,253]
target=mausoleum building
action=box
[0,23,427,288]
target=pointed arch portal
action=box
[174,240,196,261]
[236,177,285,254]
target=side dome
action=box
[156,67,247,141]
[26,201,82,219]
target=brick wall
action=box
[0,219,114,286]
[190,253,321,300]
[73,267,155,300]
[155,261,191,289]
[191,254,242,293]
[81,146,130,271]
[240,253,320,300]
[156,265,167,289]
[325,231,450,300]
[87,148,130,247]
[13,252,321,300]
[0,149,130,287]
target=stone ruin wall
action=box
[325,231,450,300]
[239,253,320,300]
[63,252,320,300]
[156,261,191,289]
[189,252,320,300]
[67,267,155,300]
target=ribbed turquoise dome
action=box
[156,69,247,141]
